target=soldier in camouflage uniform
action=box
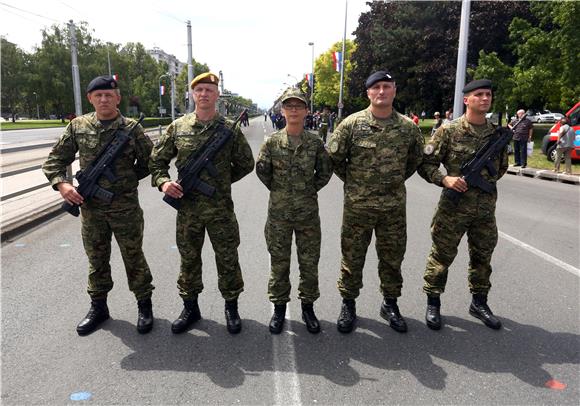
[42,76,155,336]
[149,72,254,335]
[256,88,332,335]
[418,79,507,331]
[328,71,424,334]
[318,107,330,144]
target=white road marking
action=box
[270,254,302,406]
[499,231,580,277]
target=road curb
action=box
[506,165,579,185]
[1,199,64,242]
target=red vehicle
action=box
[541,101,580,162]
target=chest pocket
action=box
[175,132,206,163]
[77,130,99,150]
[272,149,291,172]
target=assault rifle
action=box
[443,114,527,206]
[62,113,145,217]
[163,109,247,210]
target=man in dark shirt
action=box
[510,109,533,168]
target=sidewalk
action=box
[506,165,580,185]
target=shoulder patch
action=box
[329,139,339,153]
[424,144,435,155]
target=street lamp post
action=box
[33,92,39,119]
[308,42,314,112]
[159,73,169,117]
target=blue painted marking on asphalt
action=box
[14,243,26,247]
[70,391,92,401]
[59,243,71,247]
[171,245,177,249]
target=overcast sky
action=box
[1,0,372,108]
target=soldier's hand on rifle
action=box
[57,182,84,206]
[161,181,184,199]
[442,176,468,193]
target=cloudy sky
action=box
[1,0,373,108]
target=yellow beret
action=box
[190,72,219,89]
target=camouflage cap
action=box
[280,88,308,106]
[86,75,118,93]
[190,72,219,89]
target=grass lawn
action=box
[1,120,69,130]
[419,119,579,175]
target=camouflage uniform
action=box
[318,111,330,143]
[149,113,254,301]
[42,112,154,300]
[417,115,508,296]
[328,107,424,299]
[256,129,332,304]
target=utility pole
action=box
[308,42,314,113]
[68,20,82,117]
[452,0,471,119]
[219,70,224,94]
[186,20,194,113]
[170,73,176,121]
[338,0,348,119]
[107,46,112,76]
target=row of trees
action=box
[303,1,577,117]
[1,22,256,121]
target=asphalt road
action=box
[0,126,65,145]
[1,117,578,405]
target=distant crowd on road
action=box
[43,71,519,339]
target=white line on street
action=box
[499,231,580,277]
[270,254,302,406]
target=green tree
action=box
[312,40,356,112]
[350,1,533,115]
[1,38,30,121]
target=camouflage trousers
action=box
[338,205,406,299]
[81,205,154,301]
[176,200,244,301]
[265,215,321,304]
[318,124,329,143]
[423,193,498,296]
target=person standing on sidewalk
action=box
[149,72,254,335]
[554,116,575,174]
[510,109,533,168]
[42,75,155,336]
[256,88,332,334]
[418,79,508,331]
[327,70,424,334]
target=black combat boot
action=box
[380,297,408,333]
[469,293,502,330]
[425,295,442,330]
[76,299,110,336]
[337,299,356,333]
[269,304,286,334]
[225,299,242,334]
[301,302,321,334]
[171,297,201,334]
[136,298,154,334]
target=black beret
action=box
[86,75,118,93]
[462,79,492,94]
[365,70,394,89]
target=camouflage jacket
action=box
[417,115,508,201]
[149,112,254,208]
[42,112,152,207]
[327,107,424,210]
[256,129,332,221]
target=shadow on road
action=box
[102,314,579,390]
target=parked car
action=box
[540,101,580,162]
[525,109,564,123]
